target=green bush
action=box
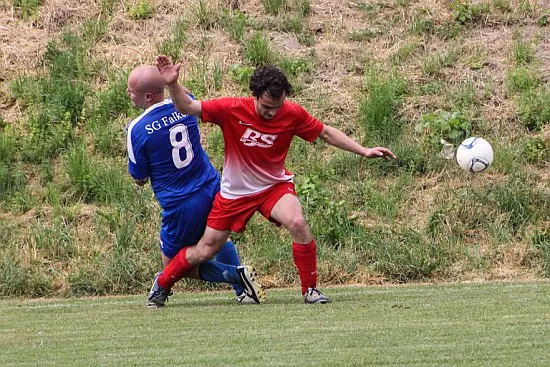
[415,111,472,153]
[127,0,154,20]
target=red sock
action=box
[158,247,195,290]
[292,240,317,295]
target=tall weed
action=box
[359,70,407,145]
[243,33,274,66]
[157,18,188,61]
[518,86,550,131]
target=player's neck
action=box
[144,96,165,109]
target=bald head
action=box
[127,65,165,109]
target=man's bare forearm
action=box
[166,82,195,114]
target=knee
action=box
[194,239,225,263]
[195,246,217,263]
[286,216,309,237]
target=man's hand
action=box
[365,147,397,159]
[156,55,181,85]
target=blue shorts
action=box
[159,177,219,259]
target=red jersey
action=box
[201,97,324,199]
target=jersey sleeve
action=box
[126,122,150,180]
[294,104,324,142]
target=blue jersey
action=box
[126,98,219,210]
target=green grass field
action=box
[1,281,548,366]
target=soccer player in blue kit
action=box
[125,65,265,307]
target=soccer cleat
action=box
[237,265,266,304]
[236,292,260,304]
[304,287,331,304]
[146,271,172,308]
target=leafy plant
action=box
[127,0,154,20]
[415,111,472,152]
[451,81,479,109]
[538,14,548,27]
[451,0,489,25]
[229,64,255,88]
[278,57,314,77]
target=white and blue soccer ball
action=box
[456,137,494,173]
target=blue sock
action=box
[214,240,244,295]
[198,260,240,285]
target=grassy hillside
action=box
[0,0,548,297]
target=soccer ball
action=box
[456,137,494,173]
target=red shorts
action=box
[207,182,297,233]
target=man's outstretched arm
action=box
[318,125,397,159]
[156,55,203,117]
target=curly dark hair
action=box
[249,64,292,99]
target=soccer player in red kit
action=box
[147,55,396,306]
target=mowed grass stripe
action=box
[1,281,548,366]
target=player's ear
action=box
[145,92,154,102]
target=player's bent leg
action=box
[269,194,312,243]
[214,240,247,300]
[186,227,230,264]
[271,195,330,303]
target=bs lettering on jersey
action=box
[126,99,219,209]
[240,127,277,148]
